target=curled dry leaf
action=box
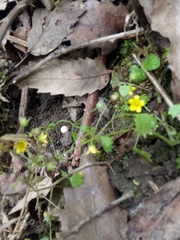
[139,0,180,101]
[17,57,111,96]
[0,173,27,195]
[56,152,127,240]
[9,176,52,215]
[67,0,128,55]
[121,178,180,240]
[27,0,85,56]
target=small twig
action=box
[72,90,99,166]
[63,190,134,239]
[0,0,35,43]
[2,28,144,89]
[17,86,29,134]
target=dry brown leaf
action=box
[0,0,14,10]
[0,134,28,142]
[17,57,111,96]
[0,173,27,195]
[9,176,52,215]
[27,0,85,56]
[121,178,180,240]
[67,0,128,55]
[10,153,25,174]
[139,0,180,102]
[56,153,127,240]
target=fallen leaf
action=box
[10,152,25,173]
[9,176,52,215]
[139,0,180,102]
[67,0,128,55]
[0,134,28,142]
[56,152,127,240]
[0,173,27,195]
[121,178,180,240]
[0,0,14,10]
[27,0,85,56]
[17,57,111,96]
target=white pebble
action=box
[60,125,68,134]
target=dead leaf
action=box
[139,0,180,101]
[17,57,111,96]
[10,152,25,173]
[0,173,27,195]
[0,134,28,142]
[56,153,127,240]
[27,0,85,56]
[121,178,180,240]
[9,176,52,215]
[0,0,14,10]
[67,0,128,55]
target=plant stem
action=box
[153,131,179,146]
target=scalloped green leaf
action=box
[142,54,160,70]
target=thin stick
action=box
[63,190,134,239]
[2,28,144,89]
[72,90,99,166]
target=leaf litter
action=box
[1,0,180,239]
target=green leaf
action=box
[129,65,146,83]
[40,237,49,240]
[110,69,121,88]
[176,155,180,169]
[81,125,90,133]
[163,47,170,58]
[72,131,78,142]
[140,94,150,104]
[100,135,114,153]
[70,172,84,188]
[46,161,57,171]
[135,113,158,138]
[119,84,131,97]
[47,122,56,130]
[142,54,160,70]
[168,104,180,118]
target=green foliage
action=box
[129,65,146,83]
[72,131,78,141]
[40,237,49,240]
[133,146,153,163]
[168,104,180,118]
[176,154,180,169]
[142,54,160,70]
[119,84,131,97]
[119,39,135,56]
[46,161,57,171]
[100,135,114,153]
[163,47,170,58]
[140,94,150,105]
[70,172,84,188]
[81,124,90,133]
[135,113,158,138]
[110,69,121,88]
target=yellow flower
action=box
[14,140,27,154]
[128,86,136,95]
[128,95,145,113]
[38,132,48,144]
[86,144,100,155]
